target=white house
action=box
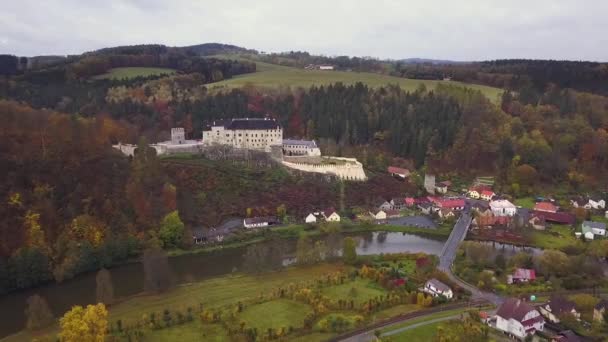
[377,200,393,211]
[318,65,334,70]
[282,139,321,156]
[422,279,453,299]
[369,210,387,220]
[480,190,496,201]
[495,298,544,339]
[323,209,340,222]
[588,197,606,210]
[387,166,410,179]
[243,216,277,229]
[490,199,517,217]
[605,210,608,219]
[305,213,317,223]
[202,118,282,152]
[581,221,606,238]
[539,296,580,323]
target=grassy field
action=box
[144,322,228,342]
[387,321,440,341]
[240,299,312,331]
[92,67,176,80]
[207,56,503,103]
[322,279,386,306]
[514,197,535,209]
[530,224,576,249]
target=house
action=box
[529,215,546,230]
[405,197,415,207]
[422,278,453,299]
[532,211,576,225]
[474,214,511,228]
[244,216,278,229]
[282,139,321,156]
[507,268,536,284]
[323,208,341,222]
[581,221,606,238]
[377,200,393,211]
[471,201,490,212]
[534,202,558,213]
[387,166,410,179]
[605,210,608,219]
[552,330,582,342]
[305,213,318,223]
[318,65,334,70]
[468,185,491,199]
[570,197,590,209]
[490,199,517,216]
[418,202,432,215]
[439,208,455,219]
[495,298,544,339]
[539,296,580,323]
[369,210,387,220]
[435,198,466,211]
[390,198,406,210]
[593,299,608,322]
[435,181,451,194]
[588,196,606,210]
[385,209,401,218]
[480,190,496,201]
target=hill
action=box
[91,67,176,80]
[205,56,503,103]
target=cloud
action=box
[1,0,606,61]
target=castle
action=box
[202,118,282,152]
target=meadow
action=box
[92,67,176,80]
[206,56,503,103]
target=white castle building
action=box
[113,127,204,156]
[202,118,282,152]
[282,139,321,156]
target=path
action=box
[381,314,459,337]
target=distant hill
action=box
[398,58,470,65]
[180,43,257,56]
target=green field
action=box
[530,224,576,249]
[322,279,387,306]
[239,299,312,331]
[207,56,503,103]
[514,197,535,209]
[92,67,176,80]
[144,322,228,342]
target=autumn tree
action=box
[342,237,357,265]
[59,303,108,342]
[95,268,114,305]
[143,248,173,293]
[296,235,314,265]
[158,211,185,249]
[25,294,54,330]
[539,250,570,277]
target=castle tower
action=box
[171,127,185,144]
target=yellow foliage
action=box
[25,211,46,249]
[70,215,107,246]
[8,192,22,206]
[59,303,108,342]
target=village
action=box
[112,119,608,341]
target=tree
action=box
[143,248,173,293]
[539,250,570,277]
[296,235,314,265]
[159,211,185,249]
[25,294,54,330]
[276,204,287,222]
[342,237,357,265]
[95,268,114,305]
[59,303,108,342]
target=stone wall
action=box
[282,156,367,181]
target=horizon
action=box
[2,0,608,62]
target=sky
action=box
[1,0,607,61]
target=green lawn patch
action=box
[530,224,576,249]
[143,322,227,342]
[205,56,503,103]
[388,321,440,341]
[239,299,312,331]
[92,67,176,80]
[514,197,535,209]
[322,279,387,306]
[374,304,420,321]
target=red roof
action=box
[437,199,465,209]
[481,190,495,197]
[323,208,337,217]
[532,210,575,224]
[469,185,492,192]
[533,202,558,213]
[513,268,536,280]
[387,166,410,176]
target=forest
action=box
[1,45,608,294]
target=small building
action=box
[318,65,334,70]
[435,198,466,211]
[405,197,415,207]
[387,166,410,179]
[422,278,453,299]
[467,185,491,199]
[529,215,546,230]
[593,299,608,322]
[369,210,387,220]
[244,216,278,229]
[282,139,321,156]
[552,330,582,342]
[390,198,406,210]
[490,199,517,216]
[480,190,496,201]
[533,211,576,225]
[439,208,455,219]
[570,197,590,209]
[588,196,606,210]
[539,296,580,323]
[323,208,341,222]
[418,202,432,215]
[582,221,606,238]
[534,202,558,213]
[495,298,544,339]
[384,209,401,218]
[435,181,451,194]
[507,268,536,284]
[377,200,393,211]
[305,213,318,223]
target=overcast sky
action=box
[1,0,607,61]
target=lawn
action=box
[373,258,416,276]
[239,299,312,331]
[387,321,440,341]
[514,197,535,209]
[530,224,576,249]
[322,278,387,306]
[144,322,227,342]
[206,57,503,103]
[92,67,176,80]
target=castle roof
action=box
[283,139,317,147]
[211,118,280,130]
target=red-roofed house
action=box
[435,198,465,211]
[468,185,492,199]
[508,268,536,284]
[480,190,496,201]
[388,166,410,179]
[405,197,415,207]
[496,298,544,339]
[534,202,558,213]
[323,208,340,222]
[532,211,575,225]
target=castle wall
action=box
[282,157,367,181]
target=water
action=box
[0,231,445,338]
